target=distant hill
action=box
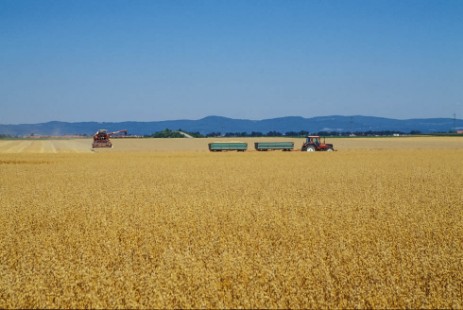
[1,115,462,136]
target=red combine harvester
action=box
[301,135,335,152]
[92,129,127,148]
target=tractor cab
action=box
[301,135,334,152]
[307,136,321,145]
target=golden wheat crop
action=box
[0,137,462,308]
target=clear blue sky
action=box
[1,0,462,124]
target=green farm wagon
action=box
[254,142,294,151]
[208,142,248,152]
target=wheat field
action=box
[1,137,462,308]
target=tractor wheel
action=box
[326,147,333,152]
[306,146,315,152]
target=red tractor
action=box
[92,129,127,148]
[301,135,334,152]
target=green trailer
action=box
[208,142,248,152]
[254,142,294,151]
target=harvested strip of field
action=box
[0,139,93,153]
[0,140,33,153]
[52,139,93,153]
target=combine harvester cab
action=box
[301,136,335,152]
[254,142,294,151]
